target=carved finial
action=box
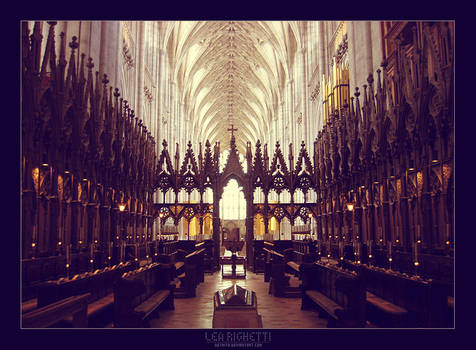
[187,140,192,148]
[102,74,109,85]
[162,139,168,148]
[114,88,120,98]
[354,87,360,98]
[47,21,57,26]
[87,57,94,70]
[69,36,79,50]
[367,74,374,85]
[301,141,306,148]
[376,69,382,90]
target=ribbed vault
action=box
[165,21,300,154]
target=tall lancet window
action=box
[220,179,246,220]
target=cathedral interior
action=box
[20,21,454,331]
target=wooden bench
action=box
[114,263,175,328]
[262,248,301,297]
[158,250,185,277]
[284,248,315,278]
[252,240,266,273]
[186,248,205,283]
[358,264,448,327]
[300,262,366,327]
[174,248,205,297]
[36,262,134,327]
[263,247,284,282]
[22,293,90,328]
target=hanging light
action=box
[346,203,354,211]
[119,204,126,212]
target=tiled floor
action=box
[149,269,327,329]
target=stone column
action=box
[99,21,120,89]
[136,21,146,119]
[318,22,326,77]
[347,21,358,93]
[364,21,374,76]
[157,49,166,144]
[301,48,309,146]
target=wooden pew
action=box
[114,263,175,328]
[158,250,185,278]
[283,248,304,277]
[300,262,366,327]
[357,264,449,327]
[200,240,215,272]
[283,245,320,278]
[262,248,301,297]
[252,240,266,273]
[263,241,280,281]
[188,247,205,283]
[22,293,90,328]
[36,262,134,327]
[174,248,205,297]
[263,247,284,283]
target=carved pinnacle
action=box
[367,74,374,85]
[69,36,79,50]
[87,57,94,70]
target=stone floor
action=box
[149,269,328,329]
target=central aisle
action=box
[149,270,327,328]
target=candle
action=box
[446,224,450,241]
[387,241,392,258]
[368,240,372,257]
[108,242,112,259]
[413,242,419,262]
[66,244,71,266]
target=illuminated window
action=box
[220,179,246,220]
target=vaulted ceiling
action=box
[162,21,302,154]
